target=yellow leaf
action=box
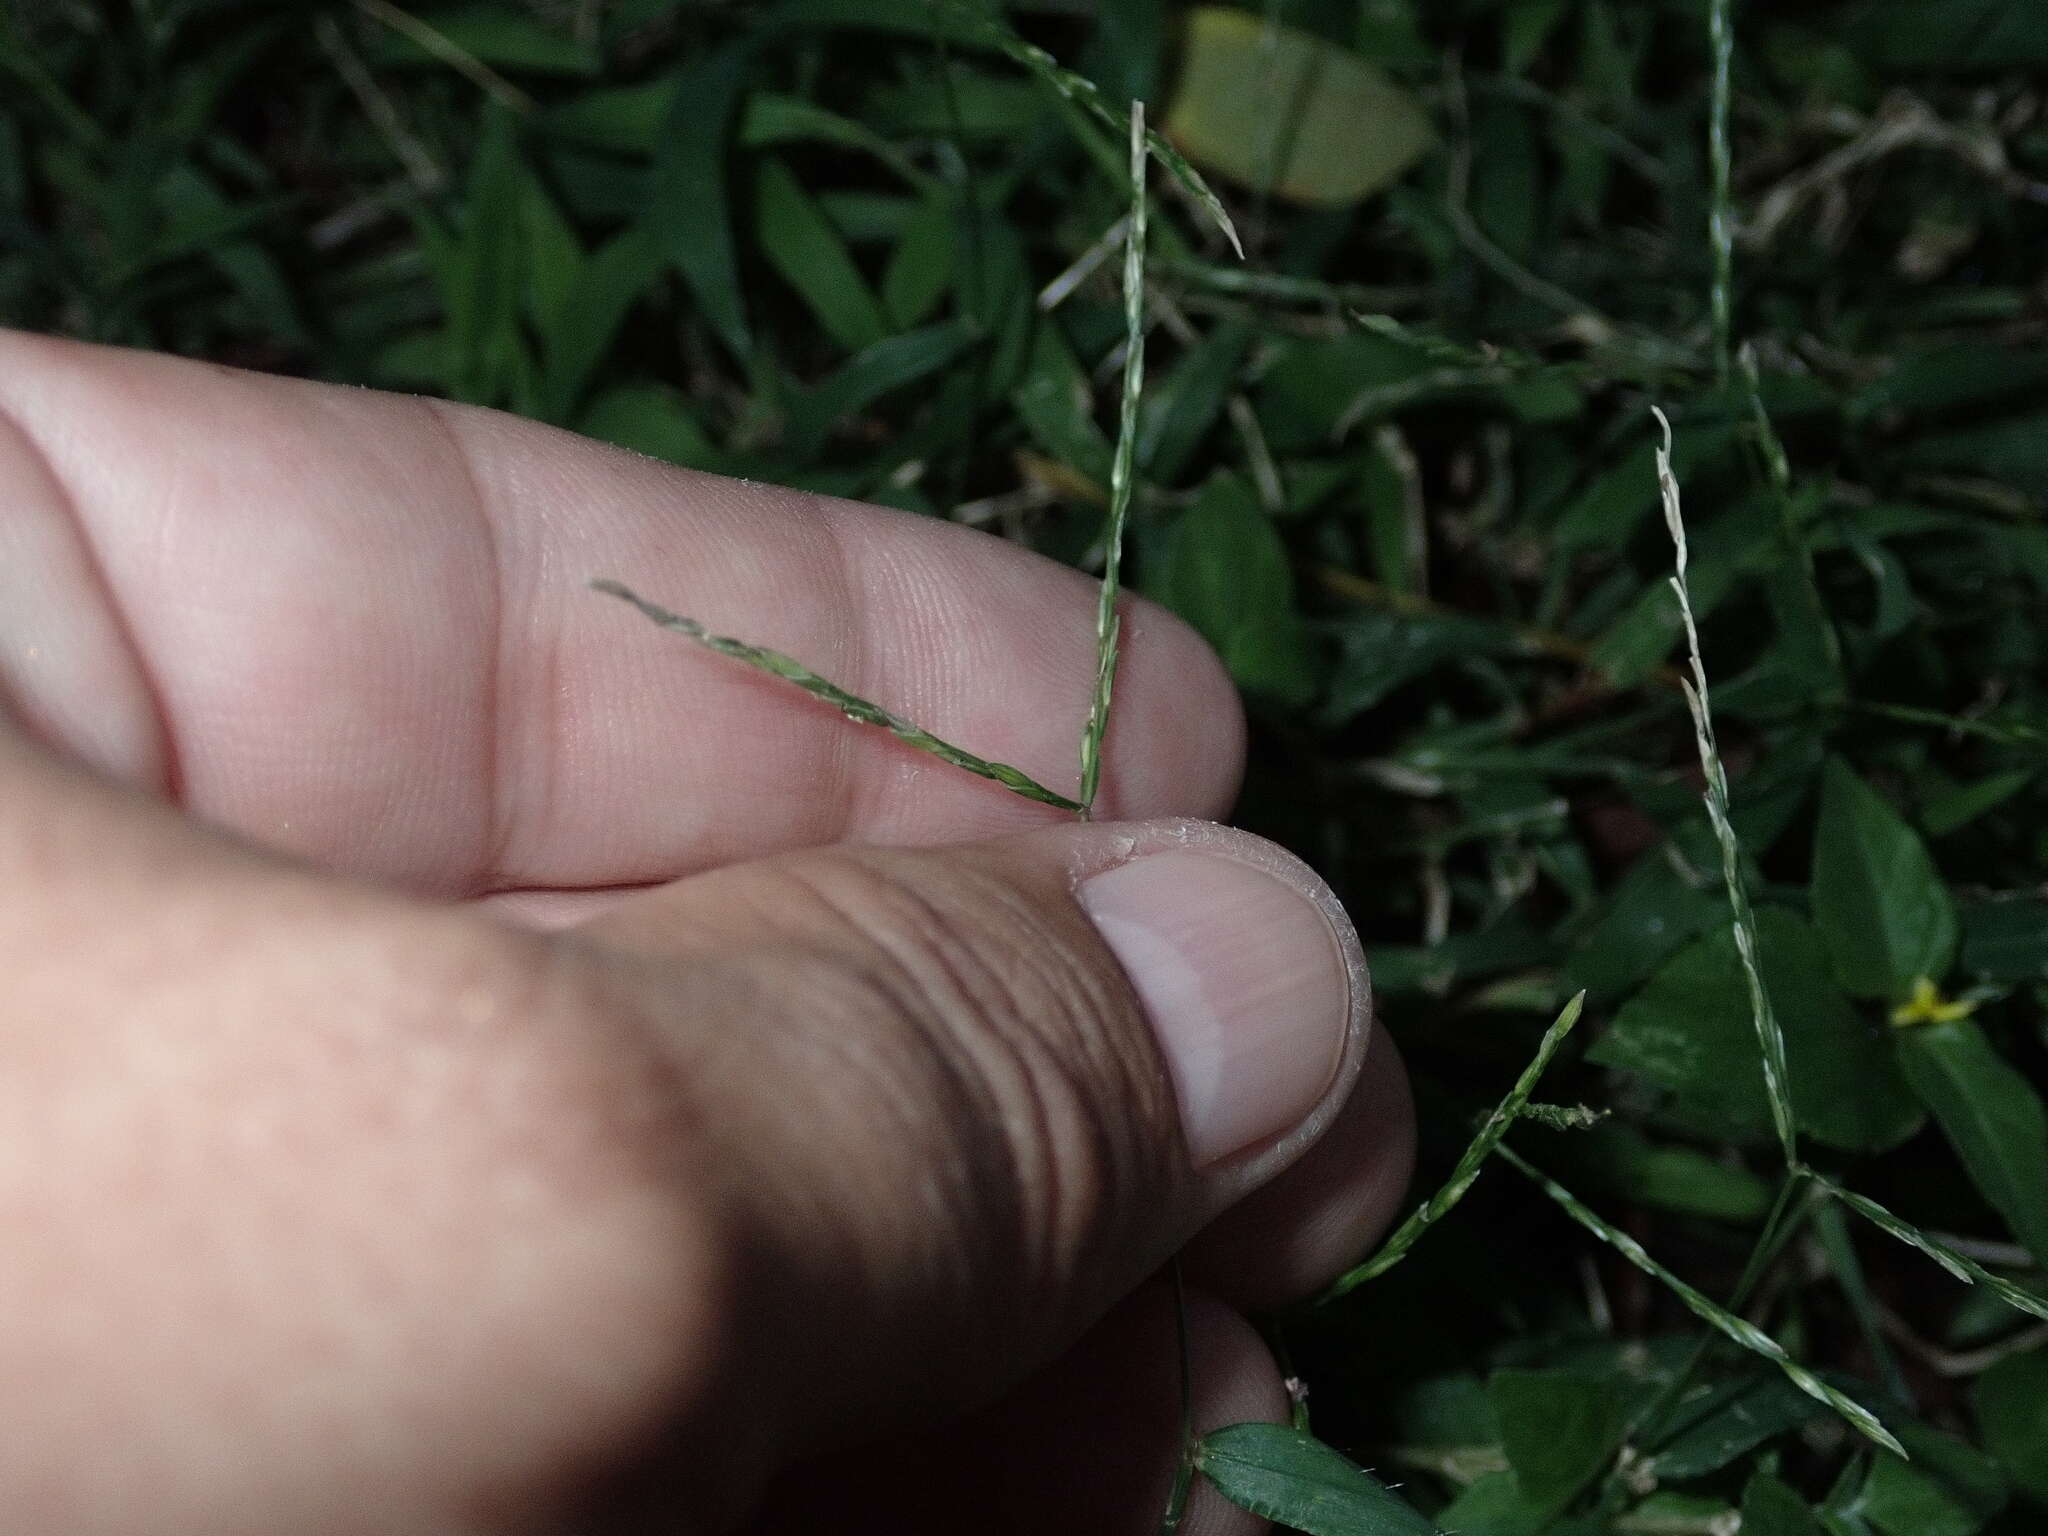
[1165,8,1434,207]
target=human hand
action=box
[0,329,1414,1534]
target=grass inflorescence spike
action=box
[591,579,1083,813]
[1077,101,1150,819]
[1808,1170,2048,1323]
[1501,1146,1905,1458]
[1655,408,1799,1165]
[1320,993,1586,1300]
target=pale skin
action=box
[0,328,1415,1534]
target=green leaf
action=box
[1010,321,1114,487]
[519,177,584,340]
[1151,472,1315,706]
[1897,1020,2048,1265]
[1742,1472,1828,1536]
[444,103,528,407]
[1195,1423,1441,1536]
[739,92,931,189]
[1572,1123,1775,1223]
[578,384,721,471]
[649,43,753,360]
[1976,1347,2048,1507]
[1863,1422,2009,1536]
[784,318,980,460]
[1591,908,1922,1153]
[1434,1471,1552,1536]
[755,156,891,353]
[1648,1370,1820,1479]
[880,192,956,330]
[1811,758,1958,1002]
[1489,1368,1626,1516]
[1563,852,1723,1007]
[540,76,673,154]
[1318,608,1511,722]
[538,225,665,423]
[1925,771,2036,839]
[1164,7,1433,206]
[1139,316,1252,484]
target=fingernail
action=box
[1077,849,1352,1169]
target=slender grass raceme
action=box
[1078,103,1150,819]
[589,579,1084,811]
[1320,992,1585,1300]
[1501,1146,1905,1457]
[1655,408,1799,1166]
[1808,1172,2048,1323]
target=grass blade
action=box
[1499,1145,1904,1458]
[591,580,1082,812]
[1654,407,1799,1165]
[1078,102,1149,818]
[1320,992,1586,1300]
[649,43,754,362]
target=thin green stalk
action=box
[1078,101,1149,818]
[1708,0,1736,382]
[1319,993,1585,1301]
[1156,1256,1197,1536]
[1500,1146,1903,1457]
[1814,1196,1912,1404]
[1654,408,1798,1165]
[591,580,1083,812]
[1807,1170,2048,1323]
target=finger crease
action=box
[0,393,181,800]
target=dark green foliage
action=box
[1591,908,1922,1152]
[1811,758,1959,1002]
[1194,1424,1442,1536]
[7,1,2048,1532]
[1976,1347,2048,1507]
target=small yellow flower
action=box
[1890,976,1976,1028]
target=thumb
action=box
[571,818,1368,1465]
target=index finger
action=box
[0,331,1245,896]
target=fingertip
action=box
[1092,596,1247,823]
